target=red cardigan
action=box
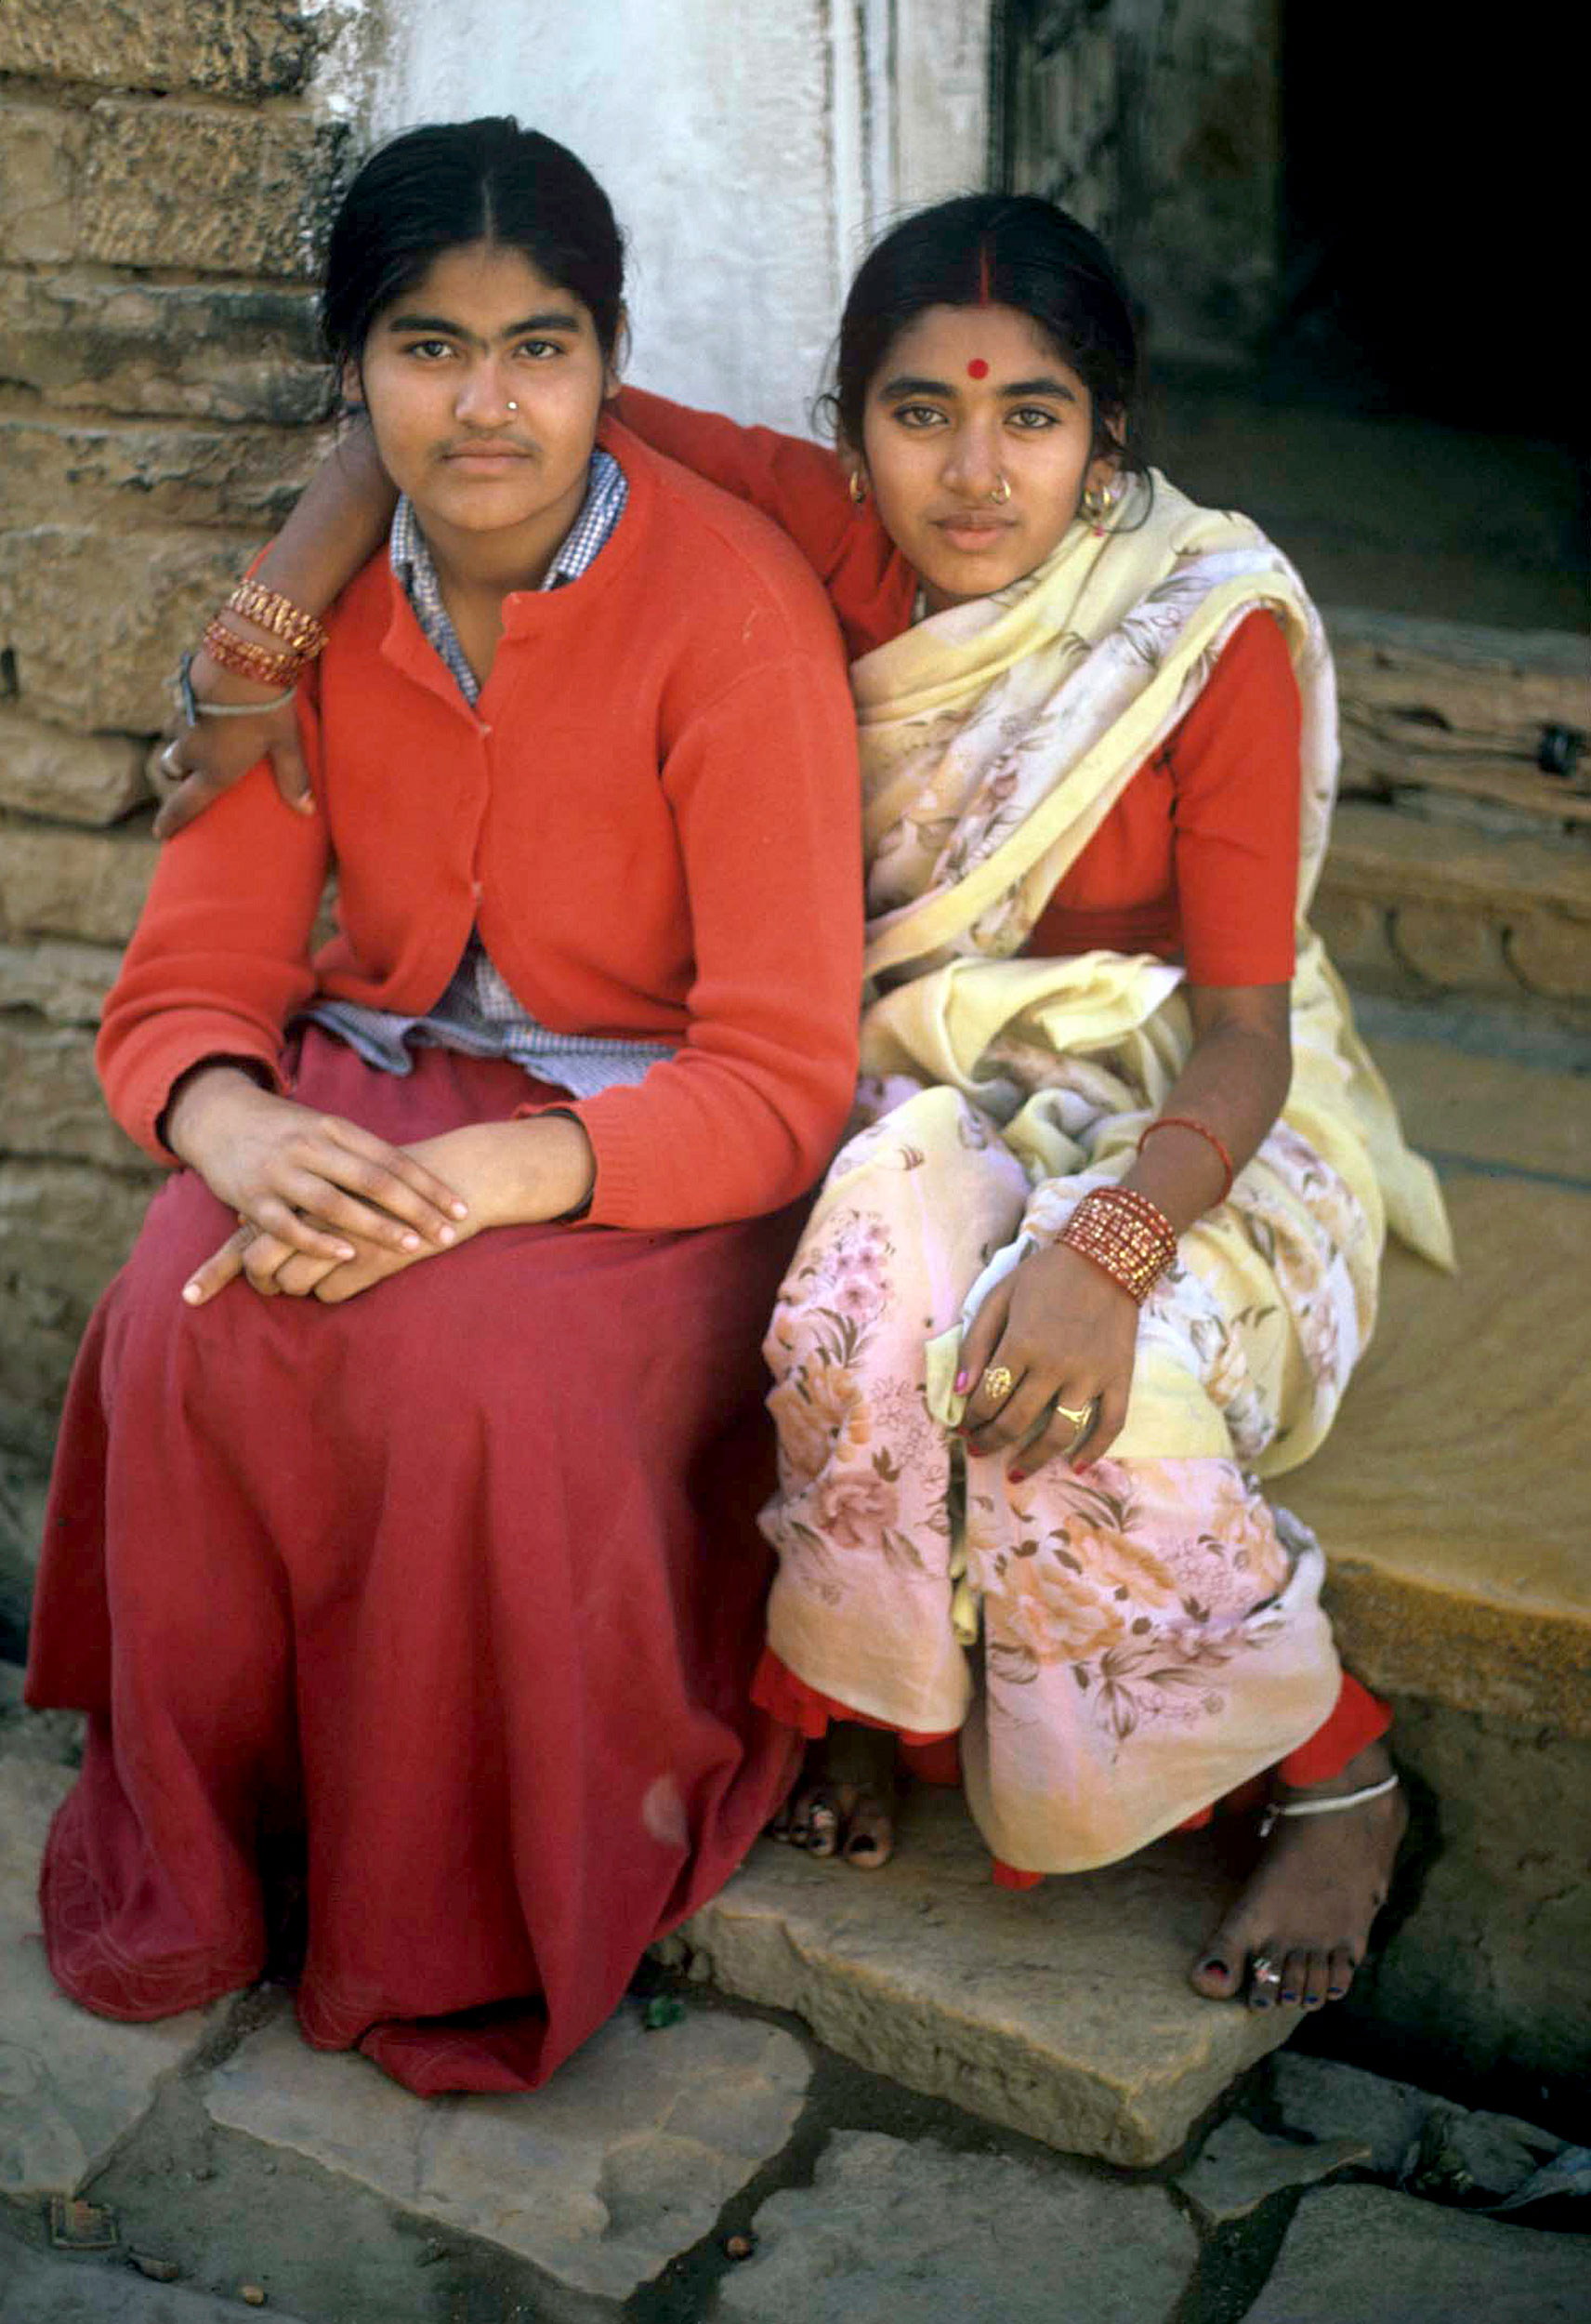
[100,422,864,1230]
[616,389,1301,985]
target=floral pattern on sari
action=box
[759,479,1450,1868]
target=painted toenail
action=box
[1282,1988,1297,2002]
[1252,1995,1272,2009]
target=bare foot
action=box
[768,1723,900,1868]
[1190,1740,1407,2012]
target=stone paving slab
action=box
[1244,2185,1591,2323]
[1173,2112,1369,2223]
[0,2243,309,2323]
[1268,2053,1438,2175]
[1268,2054,1566,2199]
[711,2128,1197,2323]
[204,2000,810,2304]
[0,1763,220,2201]
[677,1788,1292,2167]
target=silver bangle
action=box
[175,650,297,725]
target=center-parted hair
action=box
[322,117,626,369]
[831,193,1142,470]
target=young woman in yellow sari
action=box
[157,191,1451,2017]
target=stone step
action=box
[677,1790,1291,2168]
[1286,1036,1591,1736]
[682,1033,1591,2149]
[1315,801,1591,1014]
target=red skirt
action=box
[25,1030,803,2093]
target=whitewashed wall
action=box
[343,0,992,438]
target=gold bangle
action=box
[226,580,330,661]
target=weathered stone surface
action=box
[1,1459,47,1662]
[0,3,319,99]
[1321,801,1591,1006]
[0,2239,314,2323]
[1269,2054,1437,2176]
[0,100,85,264]
[715,2129,1196,2323]
[205,2002,811,2301]
[0,937,123,1023]
[0,416,322,534]
[1353,1701,1591,2086]
[1403,2102,1567,2206]
[1329,608,1591,833]
[1388,898,1514,995]
[1175,2112,1368,2223]
[1308,889,1417,997]
[0,526,258,731]
[0,1656,83,1769]
[0,1018,143,1171]
[0,271,325,425]
[1506,911,1591,1003]
[0,707,147,826]
[0,1760,220,2198]
[0,819,157,944]
[1244,2185,1591,2324]
[81,99,346,280]
[1290,1180,1591,1735]
[0,1159,156,1447]
[1369,1033,1591,1182]
[679,1789,1294,2168]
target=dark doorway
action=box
[998,1,1586,628]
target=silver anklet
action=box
[1258,1772,1400,1839]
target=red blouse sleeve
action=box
[613,388,915,659]
[1172,607,1302,986]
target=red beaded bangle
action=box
[1058,1184,1178,1305]
[1137,1115,1234,1202]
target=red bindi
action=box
[966,358,989,379]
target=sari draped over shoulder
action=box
[759,474,1453,1874]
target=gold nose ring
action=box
[989,475,1011,504]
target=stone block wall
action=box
[0,4,349,1464]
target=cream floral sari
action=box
[761,474,1453,1874]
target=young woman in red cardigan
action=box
[24,119,866,2094]
[151,192,1452,2020]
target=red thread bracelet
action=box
[1137,1115,1234,1201]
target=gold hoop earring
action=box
[1082,476,1124,534]
[848,470,868,506]
[989,475,1011,505]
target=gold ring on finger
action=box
[1065,1398,1099,1455]
[980,1364,1016,1404]
[1055,1401,1093,1428]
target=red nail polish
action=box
[1008,1468,1027,1484]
